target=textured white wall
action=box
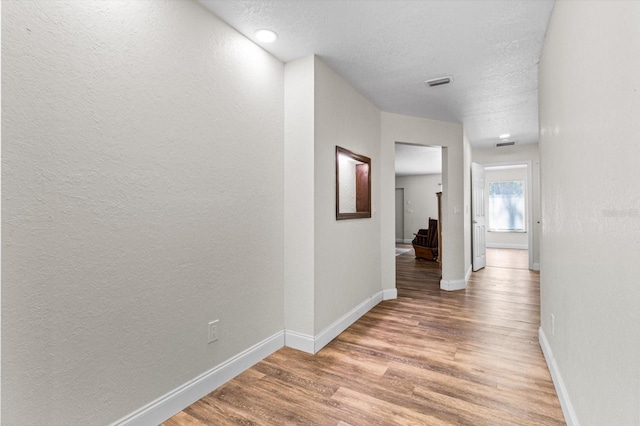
[2,1,284,424]
[381,113,467,290]
[484,167,528,248]
[473,144,541,266]
[539,1,640,424]
[394,174,442,241]
[314,57,382,333]
[284,56,315,336]
[463,132,472,275]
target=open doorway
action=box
[394,143,442,263]
[481,163,533,270]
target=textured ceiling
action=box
[199,0,555,148]
[395,144,441,176]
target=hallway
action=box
[164,252,565,425]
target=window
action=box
[489,180,525,232]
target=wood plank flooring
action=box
[163,249,565,425]
[486,248,529,270]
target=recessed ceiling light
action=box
[255,29,278,43]
[499,134,511,139]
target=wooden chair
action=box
[412,218,439,260]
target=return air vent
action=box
[425,76,453,87]
[496,141,517,147]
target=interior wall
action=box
[2,2,285,424]
[463,132,472,277]
[395,189,404,242]
[472,143,541,268]
[284,56,315,337]
[313,57,382,333]
[484,167,528,249]
[538,1,640,425]
[381,113,468,291]
[395,174,442,242]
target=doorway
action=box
[478,162,534,270]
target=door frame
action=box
[478,160,534,270]
[471,162,487,271]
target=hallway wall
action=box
[313,57,382,335]
[538,1,640,424]
[2,2,285,424]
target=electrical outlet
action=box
[208,320,219,344]
[551,314,555,336]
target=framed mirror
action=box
[336,146,371,220]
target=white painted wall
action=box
[2,2,284,424]
[484,167,528,249]
[395,174,442,241]
[463,132,472,278]
[381,113,468,291]
[314,57,382,333]
[284,56,315,337]
[473,143,541,268]
[538,2,640,425]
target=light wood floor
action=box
[486,248,529,270]
[163,249,565,425]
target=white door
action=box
[472,162,486,271]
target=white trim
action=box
[532,262,540,271]
[382,288,398,300]
[284,330,314,354]
[395,238,404,243]
[403,238,413,244]
[465,264,472,284]
[539,328,580,426]
[485,243,528,250]
[440,278,466,291]
[111,331,285,426]
[313,291,383,353]
[284,291,387,355]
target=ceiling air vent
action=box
[425,76,453,87]
[496,141,517,147]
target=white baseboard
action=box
[532,262,540,271]
[539,328,579,426]
[114,289,391,424]
[486,243,528,250]
[465,264,472,284]
[284,330,315,354]
[382,288,397,300]
[111,331,284,426]
[440,278,466,291]
[403,239,413,244]
[313,291,383,353]
[286,290,387,355]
